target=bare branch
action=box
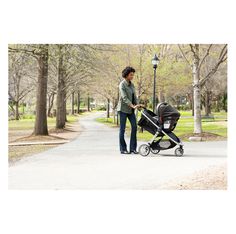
[177,44,191,66]
[189,44,196,55]
[200,46,227,87]
[8,47,39,59]
[198,44,213,71]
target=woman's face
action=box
[126,72,134,81]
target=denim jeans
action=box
[119,111,137,152]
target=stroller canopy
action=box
[156,102,180,119]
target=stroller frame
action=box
[138,107,184,156]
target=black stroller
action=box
[138,102,184,156]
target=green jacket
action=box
[117,79,138,114]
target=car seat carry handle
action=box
[156,102,168,123]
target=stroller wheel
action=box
[150,148,160,154]
[175,147,184,156]
[138,144,151,157]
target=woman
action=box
[117,66,141,154]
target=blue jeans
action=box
[119,111,137,152]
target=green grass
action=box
[179,111,193,117]
[96,110,227,141]
[9,115,79,131]
[96,117,118,128]
[172,118,227,139]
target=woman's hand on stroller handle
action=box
[137,104,146,110]
[130,104,146,110]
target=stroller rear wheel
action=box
[175,147,184,156]
[138,144,150,156]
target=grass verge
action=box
[8,114,80,164]
[95,111,227,141]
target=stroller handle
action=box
[137,105,146,110]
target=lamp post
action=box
[151,54,160,113]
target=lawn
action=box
[96,111,227,141]
[8,115,79,131]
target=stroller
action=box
[137,102,184,156]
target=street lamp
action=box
[151,54,160,113]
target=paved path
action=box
[8,111,227,189]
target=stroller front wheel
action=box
[138,144,151,157]
[175,147,184,156]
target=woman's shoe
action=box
[121,150,129,154]
[130,150,139,154]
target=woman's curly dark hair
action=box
[122,66,135,78]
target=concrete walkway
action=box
[8,111,227,189]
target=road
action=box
[8,111,227,189]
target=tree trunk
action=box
[204,91,211,116]
[87,95,90,111]
[113,108,116,124]
[215,95,220,112]
[15,101,19,120]
[56,45,66,129]
[107,98,110,118]
[191,88,194,116]
[48,93,55,117]
[222,91,227,112]
[192,45,202,134]
[77,91,80,114]
[64,98,68,122]
[33,45,49,135]
[71,91,75,115]
[56,89,66,128]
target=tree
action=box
[178,44,227,134]
[34,44,49,135]
[8,51,36,120]
[9,44,50,135]
[55,44,104,128]
[56,44,67,128]
[201,56,227,116]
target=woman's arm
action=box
[133,87,139,105]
